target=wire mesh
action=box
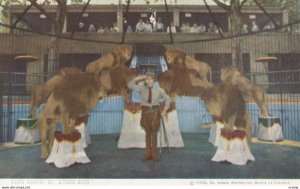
[1,3,300,143]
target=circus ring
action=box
[0,97,300,178]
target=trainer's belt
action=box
[141,105,160,113]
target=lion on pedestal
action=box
[37,60,138,159]
[220,65,269,117]
[37,71,112,160]
[157,62,252,144]
[201,82,253,144]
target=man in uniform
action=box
[127,72,170,161]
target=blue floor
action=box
[0,133,300,178]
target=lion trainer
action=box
[127,72,170,161]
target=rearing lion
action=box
[37,71,112,160]
[201,81,253,145]
[30,67,83,117]
[220,65,269,117]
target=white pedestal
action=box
[75,123,91,148]
[14,118,40,144]
[46,132,91,168]
[258,117,283,142]
[117,110,184,149]
[208,121,223,147]
[212,129,255,166]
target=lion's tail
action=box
[245,113,253,147]
[30,113,44,140]
[29,86,38,117]
[208,65,212,83]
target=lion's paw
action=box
[41,152,49,160]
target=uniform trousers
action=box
[140,105,161,160]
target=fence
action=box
[1,69,300,143]
[245,70,300,141]
[0,72,46,142]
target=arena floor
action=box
[0,133,300,179]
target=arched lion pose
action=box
[201,82,253,145]
[30,67,83,117]
[164,48,212,82]
[220,65,269,117]
[108,64,138,99]
[86,44,133,74]
[158,65,214,101]
[37,71,112,160]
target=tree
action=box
[46,0,67,77]
[0,0,27,33]
[1,0,82,76]
[24,0,81,76]
[212,0,247,70]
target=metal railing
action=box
[0,72,46,142]
[245,70,300,141]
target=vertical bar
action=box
[69,0,91,38]
[7,73,13,142]
[4,73,7,142]
[164,0,174,44]
[0,72,3,142]
[122,0,131,44]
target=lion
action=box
[220,65,269,117]
[113,44,134,66]
[157,65,214,101]
[201,81,253,145]
[37,71,112,160]
[164,48,212,82]
[30,67,83,117]
[86,44,133,74]
[108,64,138,98]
